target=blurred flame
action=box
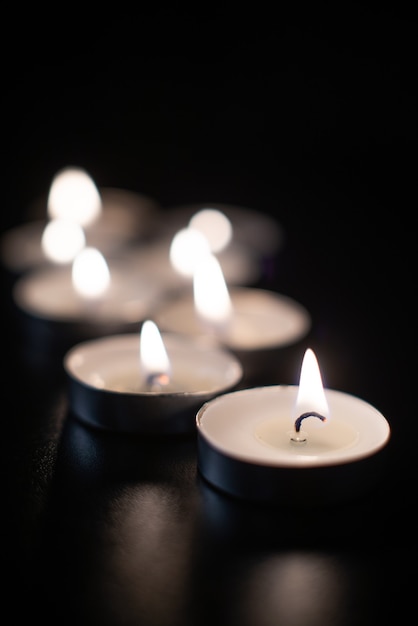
[193,253,233,330]
[169,227,211,277]
[72,247,110,298]
[139,320,171,385]
[41,218,86,263]
[189,208,232,253]
[47,166,102,227]
[294,348,329,423]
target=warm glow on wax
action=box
[47,166,102,227]
[41,218,86,263]
[169,227,211,277]
[193,253,233,330]
[72,247,111,298]
[139,320,172,385]
[189,208,232,253]
[294,348,329,423]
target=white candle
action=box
[13,256,163,325]
[64,327,243,433]
[196,349,391,504]
[154,264,311,384]
[198,385,389,466]
[0,172,159,275]
[155,202,284,259]
[167,213,260,286]
[118,233,262,298]
[156,254,310,346]
[12,250,168,364]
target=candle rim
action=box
[64,332,243,396]
[196,385,391,468]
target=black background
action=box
[1,5,416,625]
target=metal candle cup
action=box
[196,385,391,505]
[64,332,243,434]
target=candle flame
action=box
[47,166,102,227]
[72,247,111,298]
[193,253,233,331]
[169,226,211,277]
[189,208,232,253]
[294,348,329,424]
[41,218,86,263]
[139,320,172,386]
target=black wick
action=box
[146,372,170,391]
[294,411,327,432]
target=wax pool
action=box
[255,414,359,457]
[88,352,236,394]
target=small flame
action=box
[294,348,329,423]
[139,320,172,387]
[47,166,102,227]
[189,208,232,253]
[193,253,233,331]
[169,227,211,277]
[72,247,111,298]
[41,218,86,263]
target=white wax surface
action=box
[65,333,243,394]
[197,385,390,467]
[13,263,164,323]
[154,288,311,350]
[105,368,223,394]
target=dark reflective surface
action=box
[2,9,415,625]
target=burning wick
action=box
[140,320,174,392]
[290,411,327,444]
[145,372,171,392]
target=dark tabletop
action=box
[1,7,416,625]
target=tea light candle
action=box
[196,349,391,505]
[156,202,284,259]
[154,254,311,384]
[64,321,243,433]
[133,205,281,292]
[12,248,166,362]
[119,233,260,299]
[0,166,159,276]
